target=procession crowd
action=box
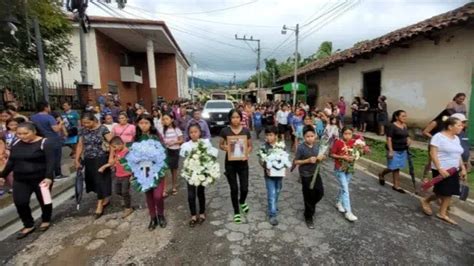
[0,91,470,239]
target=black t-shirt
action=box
[295,142,320,178]
[263,111,275,126]
[220,126,251,162]
[387,123,409,151]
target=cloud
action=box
[87,0,469,81]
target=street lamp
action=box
[281,24,299,108]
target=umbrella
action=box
[75,165,85,210]
[407,149,417,194]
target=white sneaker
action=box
[335,202,346,213]
[345,212,358,222]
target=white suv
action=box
[202,100,234,128]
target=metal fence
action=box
[0,79,80,111]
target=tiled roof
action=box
[279,2,474,82]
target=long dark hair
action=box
[391,110,406,123]
[433,109,455,122]
[162,112,176,133]
[135,114,158,141]
[187,123,202,139]
[228,109,242,121]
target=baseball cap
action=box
[451,113,467,121]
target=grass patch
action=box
[364,138,473,189]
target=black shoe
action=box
[378,173,385,186]
[16,227,35,239]
[392,186,406,194]
[158,215,167,228]
[305,219,315,229]
[148,217,157,231]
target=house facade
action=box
[46,16,190,110]
[279,3,474,128]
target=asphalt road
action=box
[1,137,473,265]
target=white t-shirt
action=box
[430,133,463,170]
[179,139,218,157]
[276,110,289,125]
[104,123,117,133]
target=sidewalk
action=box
[0,147,76,233]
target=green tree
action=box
[314,41,333,59]
[0,0,73,84]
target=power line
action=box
[301,0,349,28]
[302,0,333,24]
[126,1,259,16]
[125,4,279,28]
[299,0,360,42]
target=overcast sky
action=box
[87,0,470,82]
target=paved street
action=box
[1,137,473,265]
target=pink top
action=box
[112,124,136,143]
[115,148,131,178]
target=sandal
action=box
[16,227,35,239]
[240,203,249,215]
[163,191,169,198]
[39,223,50,232]
[233,214,242,224]
[420,199,432,216]
[198,215,206,224]
[189,219,197,228]
[436,214,458,225]
[171,189,178,196]
[392,187,406,194]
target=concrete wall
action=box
[338,27,474,127]
[46,28,101,89]
[304,69,339,107]
[176,59,189,99]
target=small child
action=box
[324,116,340,142]
[180,124,216,227]
[259,126,284,226]
[253,107,263,139]
[294,125,325,229]
[314,112,325,139]
[291,108,304,152]
[330,127,358,222]
[98,136,134,218]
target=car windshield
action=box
[206,102,233,109]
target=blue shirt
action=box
[253,112,263,127]
[62,110,80,128]
[31,113,60,138]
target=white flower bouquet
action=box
[258,142,292,177]
[182,140,220,187]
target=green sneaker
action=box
[233,214,242,224]
[240,203,249,215]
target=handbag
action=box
[459,182,469,201]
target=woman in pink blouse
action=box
[112,113,136,144]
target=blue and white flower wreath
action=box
[122,139,168,192]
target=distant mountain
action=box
[188,77,219,88]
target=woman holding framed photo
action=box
[219,109,253,224]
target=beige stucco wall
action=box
[338,27,474,127]
[305,69,339,107]
[45,28,101,89]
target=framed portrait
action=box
[227,135,248,161]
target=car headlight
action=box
[202,112,210,119]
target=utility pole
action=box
[235,34,261,90]
[190,53,195,103]
[33,18,48,101]
[233,73,236,87]
[282,24,299,108]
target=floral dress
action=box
[80,125,111,198]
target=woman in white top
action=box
[276,104,290,141]
[103,114,117,133]
[420,117,467,225]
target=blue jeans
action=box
[265,177,282,218]
[335,170,352,213]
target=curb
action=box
[357,157,474,216]
[0,174,76,231]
